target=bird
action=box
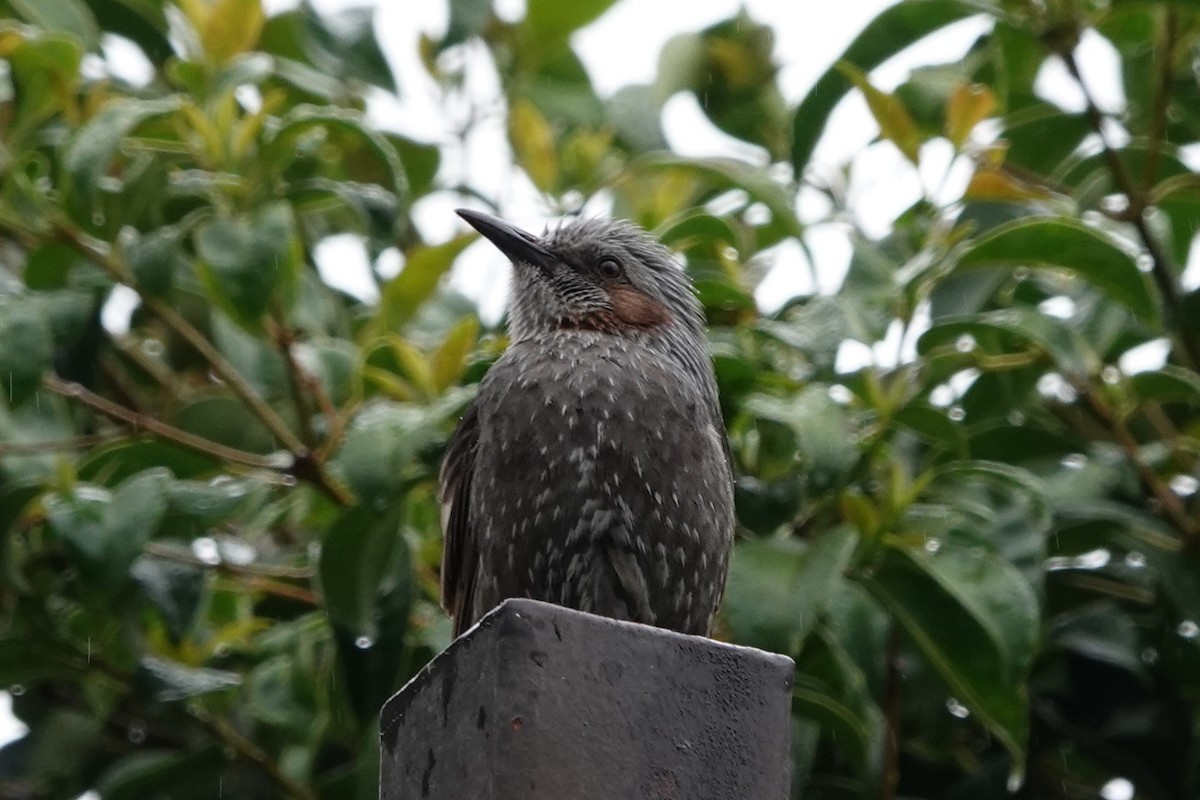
[439,209,735,638]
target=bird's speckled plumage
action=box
[439,211,734,637]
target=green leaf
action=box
[733,475,802,534]
[791,0,980,177]
[96,747,225,800]
[894,402,966,450]
[745,387,858,492]
[955,218,1158,323]
[318,504,399,639]
[0,638,87,684]
[0,295,53,406]
[44,469,171,589]
[267,105,408,201]
[1049,601,1145,676]
[173,394,278,454]
[84,0,173,63]
[1128,366,1200,405]
[523,0,616,54]
[918,306,1091,375]
[861,542,1038,767]
[23,242,85,290]
[64,97,181,198]
[77,438,219,483]
[124,226,186,297]
[131,558,206,643]
[722,528,858,654]
[794,627,884,778]
[636,154,802,239]
[9,0,99,49]
[321,500,414,724]
[194,202,298,326]
[134,655,241,702]
[378,235,474,332]
[303,4,396,92]
[333,396,464,506]
[441,0,491,50]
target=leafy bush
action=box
[0,0,1198,798]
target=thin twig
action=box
[189,710,319,800]
[268,318,317,447]
[1070,377,1198,548]
[143,541,314,580]
[43,374,283,470]
[52,220,308,454]
[1060,50,1200,372]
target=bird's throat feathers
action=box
[557,286,673,334]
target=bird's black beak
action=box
[456,209,555,275]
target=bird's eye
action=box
[597,257,623,279]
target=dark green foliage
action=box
[0,1,1198,799]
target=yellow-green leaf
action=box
[509,97,559,191]
[963,166,1052,203]
[201,0,264,63]
[945,82,995,149]
[431,316,479,392]
[836,60,921,163]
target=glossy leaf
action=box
[378,235,474,332]
[862,542,1038,766]
[955,218,1158,323]
[0,297,53,406]
[837,61,921,163]
[10,0,98,47]
[64,97,181,197]
[791,0,980,176]
[44,469,171,589]
[194,202,298,325]
[723,528,858,654]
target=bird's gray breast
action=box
[469,331,733,633]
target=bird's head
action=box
[457,209,705,344]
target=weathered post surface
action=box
[379,598,794,800]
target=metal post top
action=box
[380,599,795,800]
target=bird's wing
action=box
[439,400,480,637]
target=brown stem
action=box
[1060,51,1200,373]
[43,374,284,469]
[268,318,317,447]
[143,541,314,580]
[189,710,319,800]
[52,220,308,454]
[1071,377,1198,548]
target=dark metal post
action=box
[380,598,793,799]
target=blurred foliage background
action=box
[0,0,1199,798]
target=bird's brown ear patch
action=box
[609,286,672,329]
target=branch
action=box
[1070,376,1199,549]
[189,710,319,800]
[267,317,317,447]
[51,220,308,454]
[1060,50,1200,372]
[43,374,284,470]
